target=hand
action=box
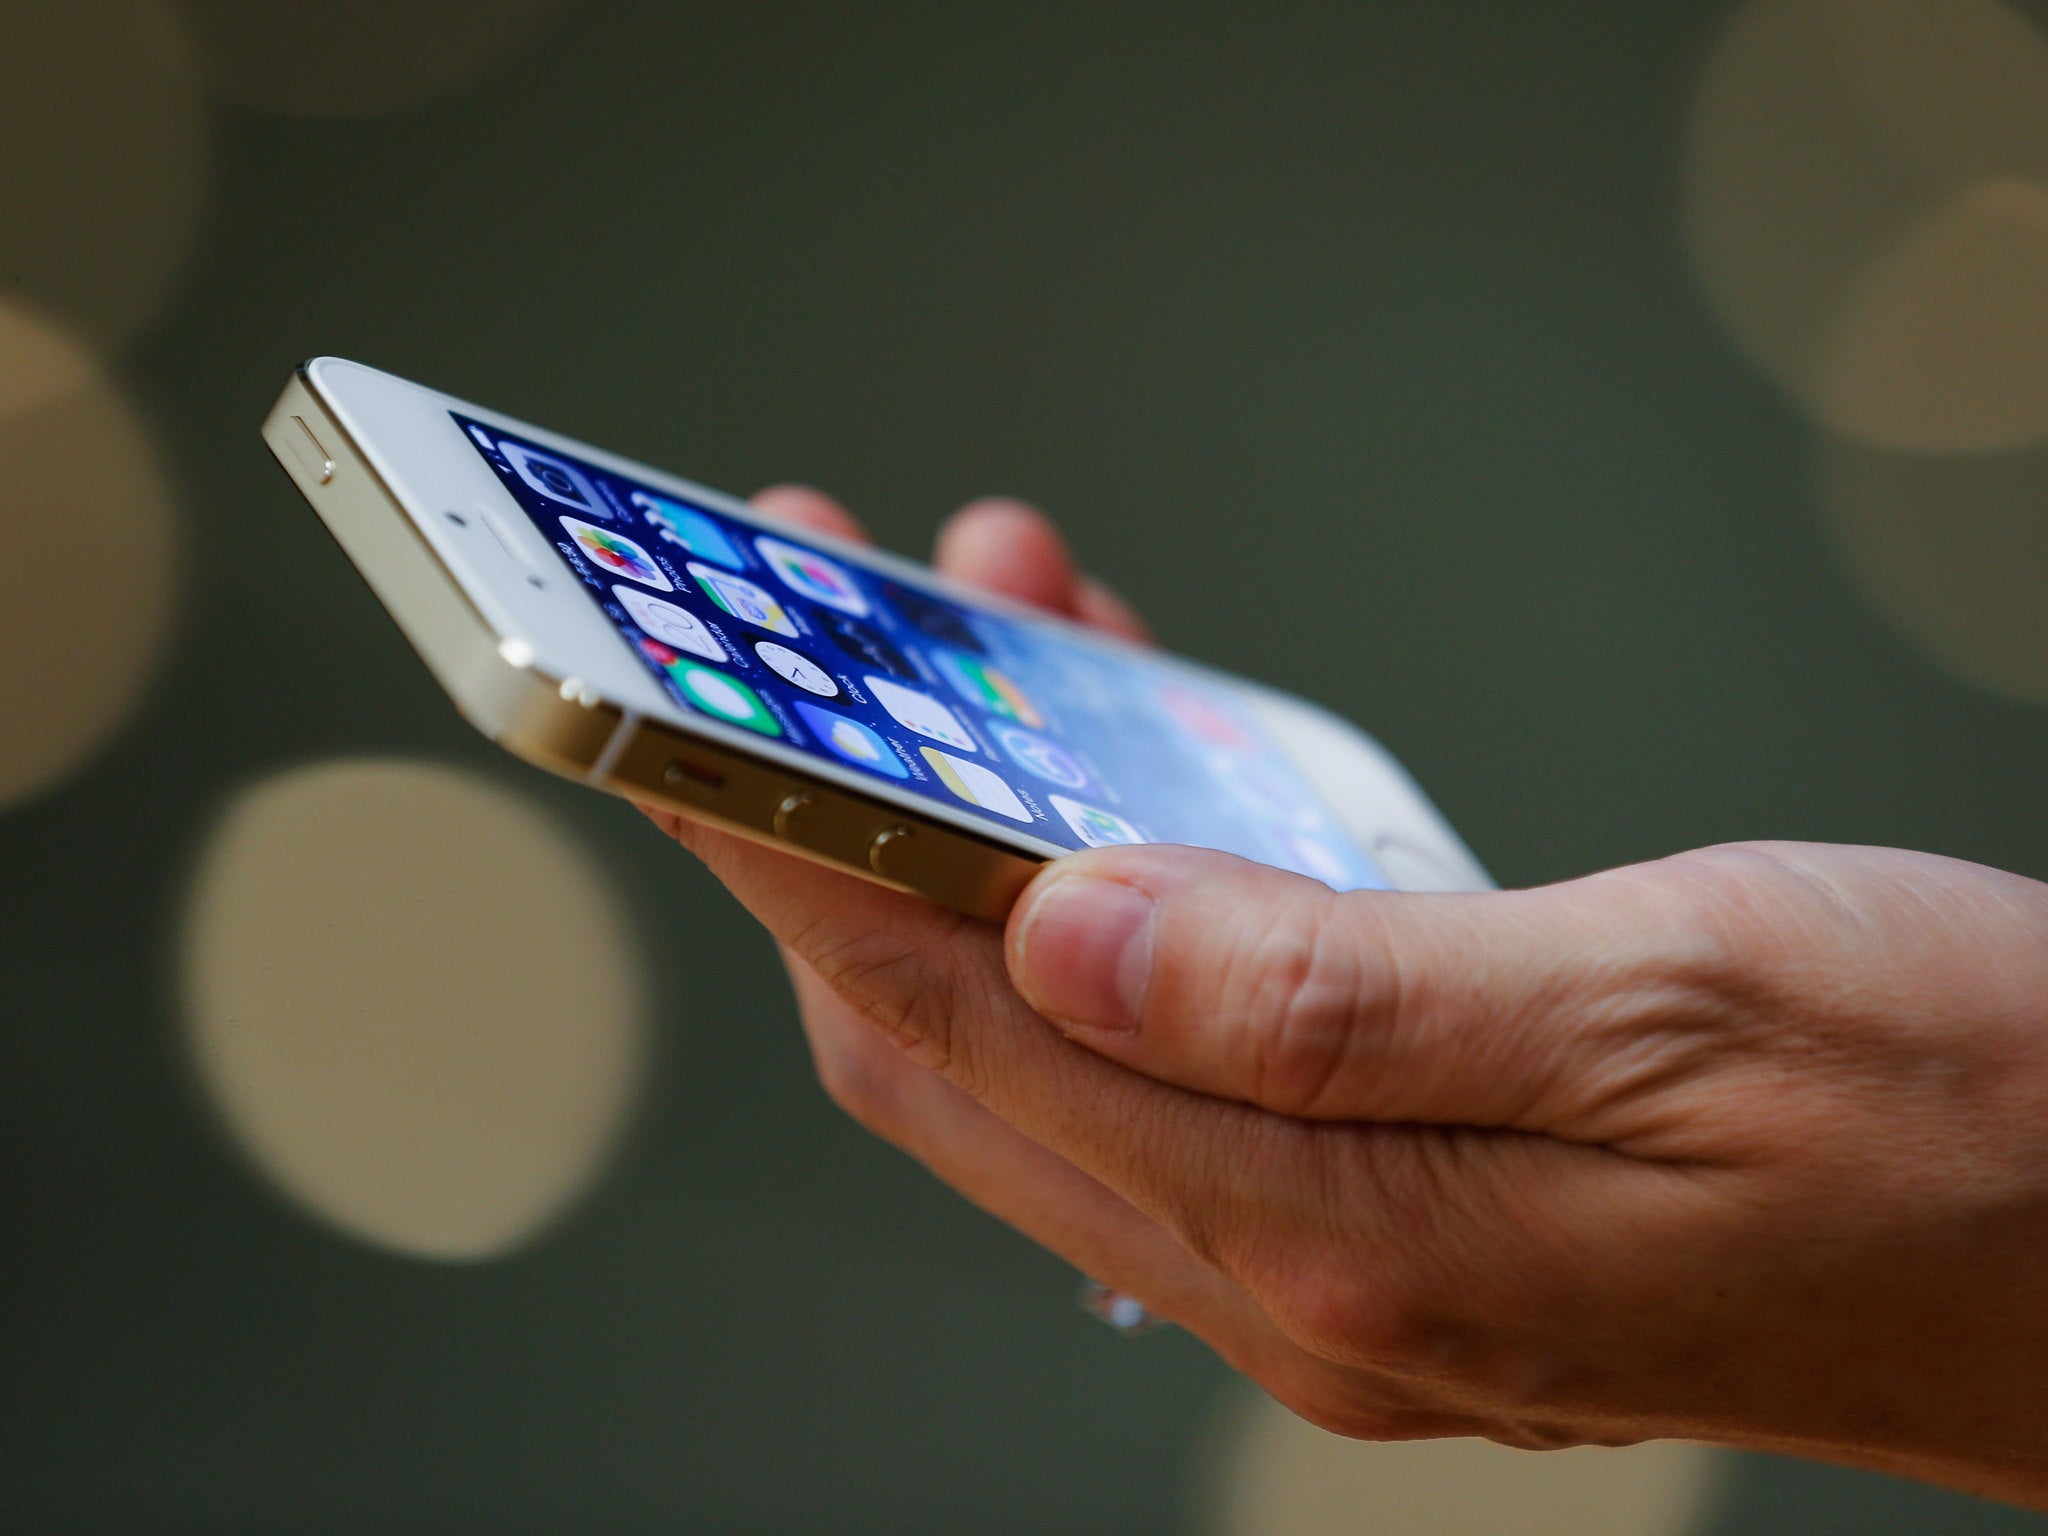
[643,488,2048,1509]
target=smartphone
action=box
[263,358,1489,920]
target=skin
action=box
[640,486,2048,1508]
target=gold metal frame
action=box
[263,369,1045,921]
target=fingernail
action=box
[1015,875,1155,1032]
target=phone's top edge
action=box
[300,355,381,387]
[293,356,1170,663]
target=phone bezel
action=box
[299,356,1490,892]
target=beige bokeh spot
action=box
[0,303,179,811]
[180,758,649,1261]
[1821,435,2048,704]
[1684,0,2048,453]
[178,0,564,117]
[0,1,207,348]
[1821,180,2048,455]
[1198,1388,1718,1536]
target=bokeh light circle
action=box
[1820,434,2048,704]
[0,302,180,811]
[1820,179,2048,455]
[178,0,565,117]
[0,0,207,348]
[1199,1388,1717,1536]
[180,758,649,1261]
[1683,0,2048,452]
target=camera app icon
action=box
[503,440,607,517]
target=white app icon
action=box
[503,440,607,516]
[867,676,977,751]
[754,640,840,697]
[922,749,1033,822]
[756,535,871,616]
[1050,795,1148,848]
[688,563,798,637]
[613,585,725,661]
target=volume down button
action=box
[868,823,916,879]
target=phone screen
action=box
[456,414,1389,891]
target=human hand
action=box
[644,489,2048,1508]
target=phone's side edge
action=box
[597,719,1046,920]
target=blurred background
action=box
[6,1,2048,1531]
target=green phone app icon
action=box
[673,663,781,735]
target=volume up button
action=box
[772,791,816,841]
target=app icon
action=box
[614,585,725,660]
[795,702,908,778]
[1050,795,1148,848]
[867,676,978,751]
[881,579,986,653]
[689,563,798,636]
[1158,684,1257,750]
[631,491,745,569]
[667,661,780,735]
[819,611,915,678]
[562,517,672,589]
[504,440,608,516]
[992,723,1091,790]
[935,650,1045,727]
[922,749,1033,822]
[756,536,870,616]
[754,640,840,697]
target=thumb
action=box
[1004,844,1712,1135]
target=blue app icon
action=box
[631,491,746,569]
[795,702,909,778]
[992,722,1091,790]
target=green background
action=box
[6,1,2048,1530]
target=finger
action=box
[779,949,1296,1359]
[751,483,870,543]
[1074,575,1152,644]
[1004,843,1716,1142]
[933,498,1083,614]
[663,814,1347,1261]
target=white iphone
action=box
[264,357,1489,919]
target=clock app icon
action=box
[754,640,840,697]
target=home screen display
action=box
[457,414,1389,890]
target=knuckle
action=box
[1612,844,1801,998]
[1262,1262,1455,1377]
[1557,853,1797,1094]
[1239,896,1392,1116]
